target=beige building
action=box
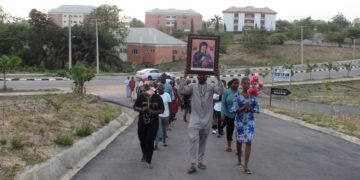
[223,6,277,32]
[145,8,202,33]
[48,5,96,27]
[118,28,187,64]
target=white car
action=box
[135,68,161,80]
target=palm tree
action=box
[342,62,353,77]
[0,55,22,91]
[324,62,339,79]
[211,15,223,31]
[305,62,318,80]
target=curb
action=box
[0,77,70,81]
[16,107,137,180]
[261,109,360,146]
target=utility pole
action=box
[96,19,99,75]
[301,26,304,64]
[353,38,356,60]
[68,15,72,70]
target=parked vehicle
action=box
[136,68,161,80]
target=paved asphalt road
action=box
[72,101,360,180]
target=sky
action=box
[0,0,359,22]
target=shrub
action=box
[76,123,94,137]
[324,80,332,90]
[54,134,74,146]
[11,137,23,150]
[0,137,7,145]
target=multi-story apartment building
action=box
[48,5,96,27]
[145,8,202,33]
[223,6,277,32]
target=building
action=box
[223,6,277,32]
[145,8,202,33]
[119,28,187,64]
[48,5,96,27]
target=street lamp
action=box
[353,38,356,60]
[301,26,304,65]
[68,15,72,70]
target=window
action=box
[173,50,178,55]
[73,21,77,23]
[166,22,170,24]
[151,70,160,73]
[132,49,138,55]
[79,15,82,18]
[234,20,238,24]
[64,15,67,17]
[234,13,238,18]
[166,16,171,18]
[64,21,67,23]
[234,25,238,31]
[73,15,77,18]
[172,16,176,18]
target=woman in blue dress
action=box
[230,77,259,175]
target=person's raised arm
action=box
[178,70,193,95]
[213,70,225,95]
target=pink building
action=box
[145,8,202,33]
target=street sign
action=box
[270,88,291,96]
[272,68,291,82]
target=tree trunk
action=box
[310,72,312,80]
[328,70,331,79]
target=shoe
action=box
[197,163,207,170]
[217,134,222,138]
[154,145,158,150]
[141,156,146,162]
[163,143,168,147]
[147,163,153,169]
[212,129,217,134]
[225,147,232,152]
[187,166,197,174]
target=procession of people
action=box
[131,69,261,175]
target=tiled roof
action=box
[223,6,277,14]
[126,28,186,45]
[146,8,202,16]
[48,5,96,14]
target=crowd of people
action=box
[131,72,260,175]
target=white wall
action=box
[238,13,245,32]
[265,14,276,31]
[223,13,234,32]
[62,13,86,27]
[254,13,261,29]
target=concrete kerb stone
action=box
[16,107,137,180]
[261,109,360,146]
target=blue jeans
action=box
[155,116,170,145]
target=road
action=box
[72,110,360,180]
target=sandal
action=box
[244,168,252,175]
[225,147,232,152]
[187,166,197,173]
[197,163,207,170]
[236,162,243,168]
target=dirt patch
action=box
[0,94,121,180]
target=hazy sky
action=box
[1,0,359,22]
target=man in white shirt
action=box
[155,84,172,149]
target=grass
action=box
[264,105,360,138]
[0,94,121,179]
[265,80,360,107]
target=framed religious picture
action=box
[186,35,220,75]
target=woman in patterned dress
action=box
[230,77,259,175]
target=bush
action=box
[269,34,287,45]
[54,134,74,146]
[0,137,7,145]
[76,123,94,137]
[56,69,68,77]
[324,80,332,90]
[11,137,23,150]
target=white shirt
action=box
[213,93,222,112]
[159,92,172,117]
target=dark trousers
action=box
[212,111,225,134]
[138,118,159,163]
[225,116,235,142]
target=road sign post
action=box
[270,88,291,107]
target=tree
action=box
[276,20,292,33]
[346,26,360,43]
[0,6,8,23]
[305,61,318,80]
[244,68,252,77]
[190,18,194,34]
[325,31,346,47]
[211,15,223,31]
[331,13,351,31]
[342,62,353,77]
[259,72,269,81]
[202,21,207,31]
[67,62,95,94]
[324,62,339,79]
[0,55,21,91]
[129,18,144,28]
[243,29,269,53]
